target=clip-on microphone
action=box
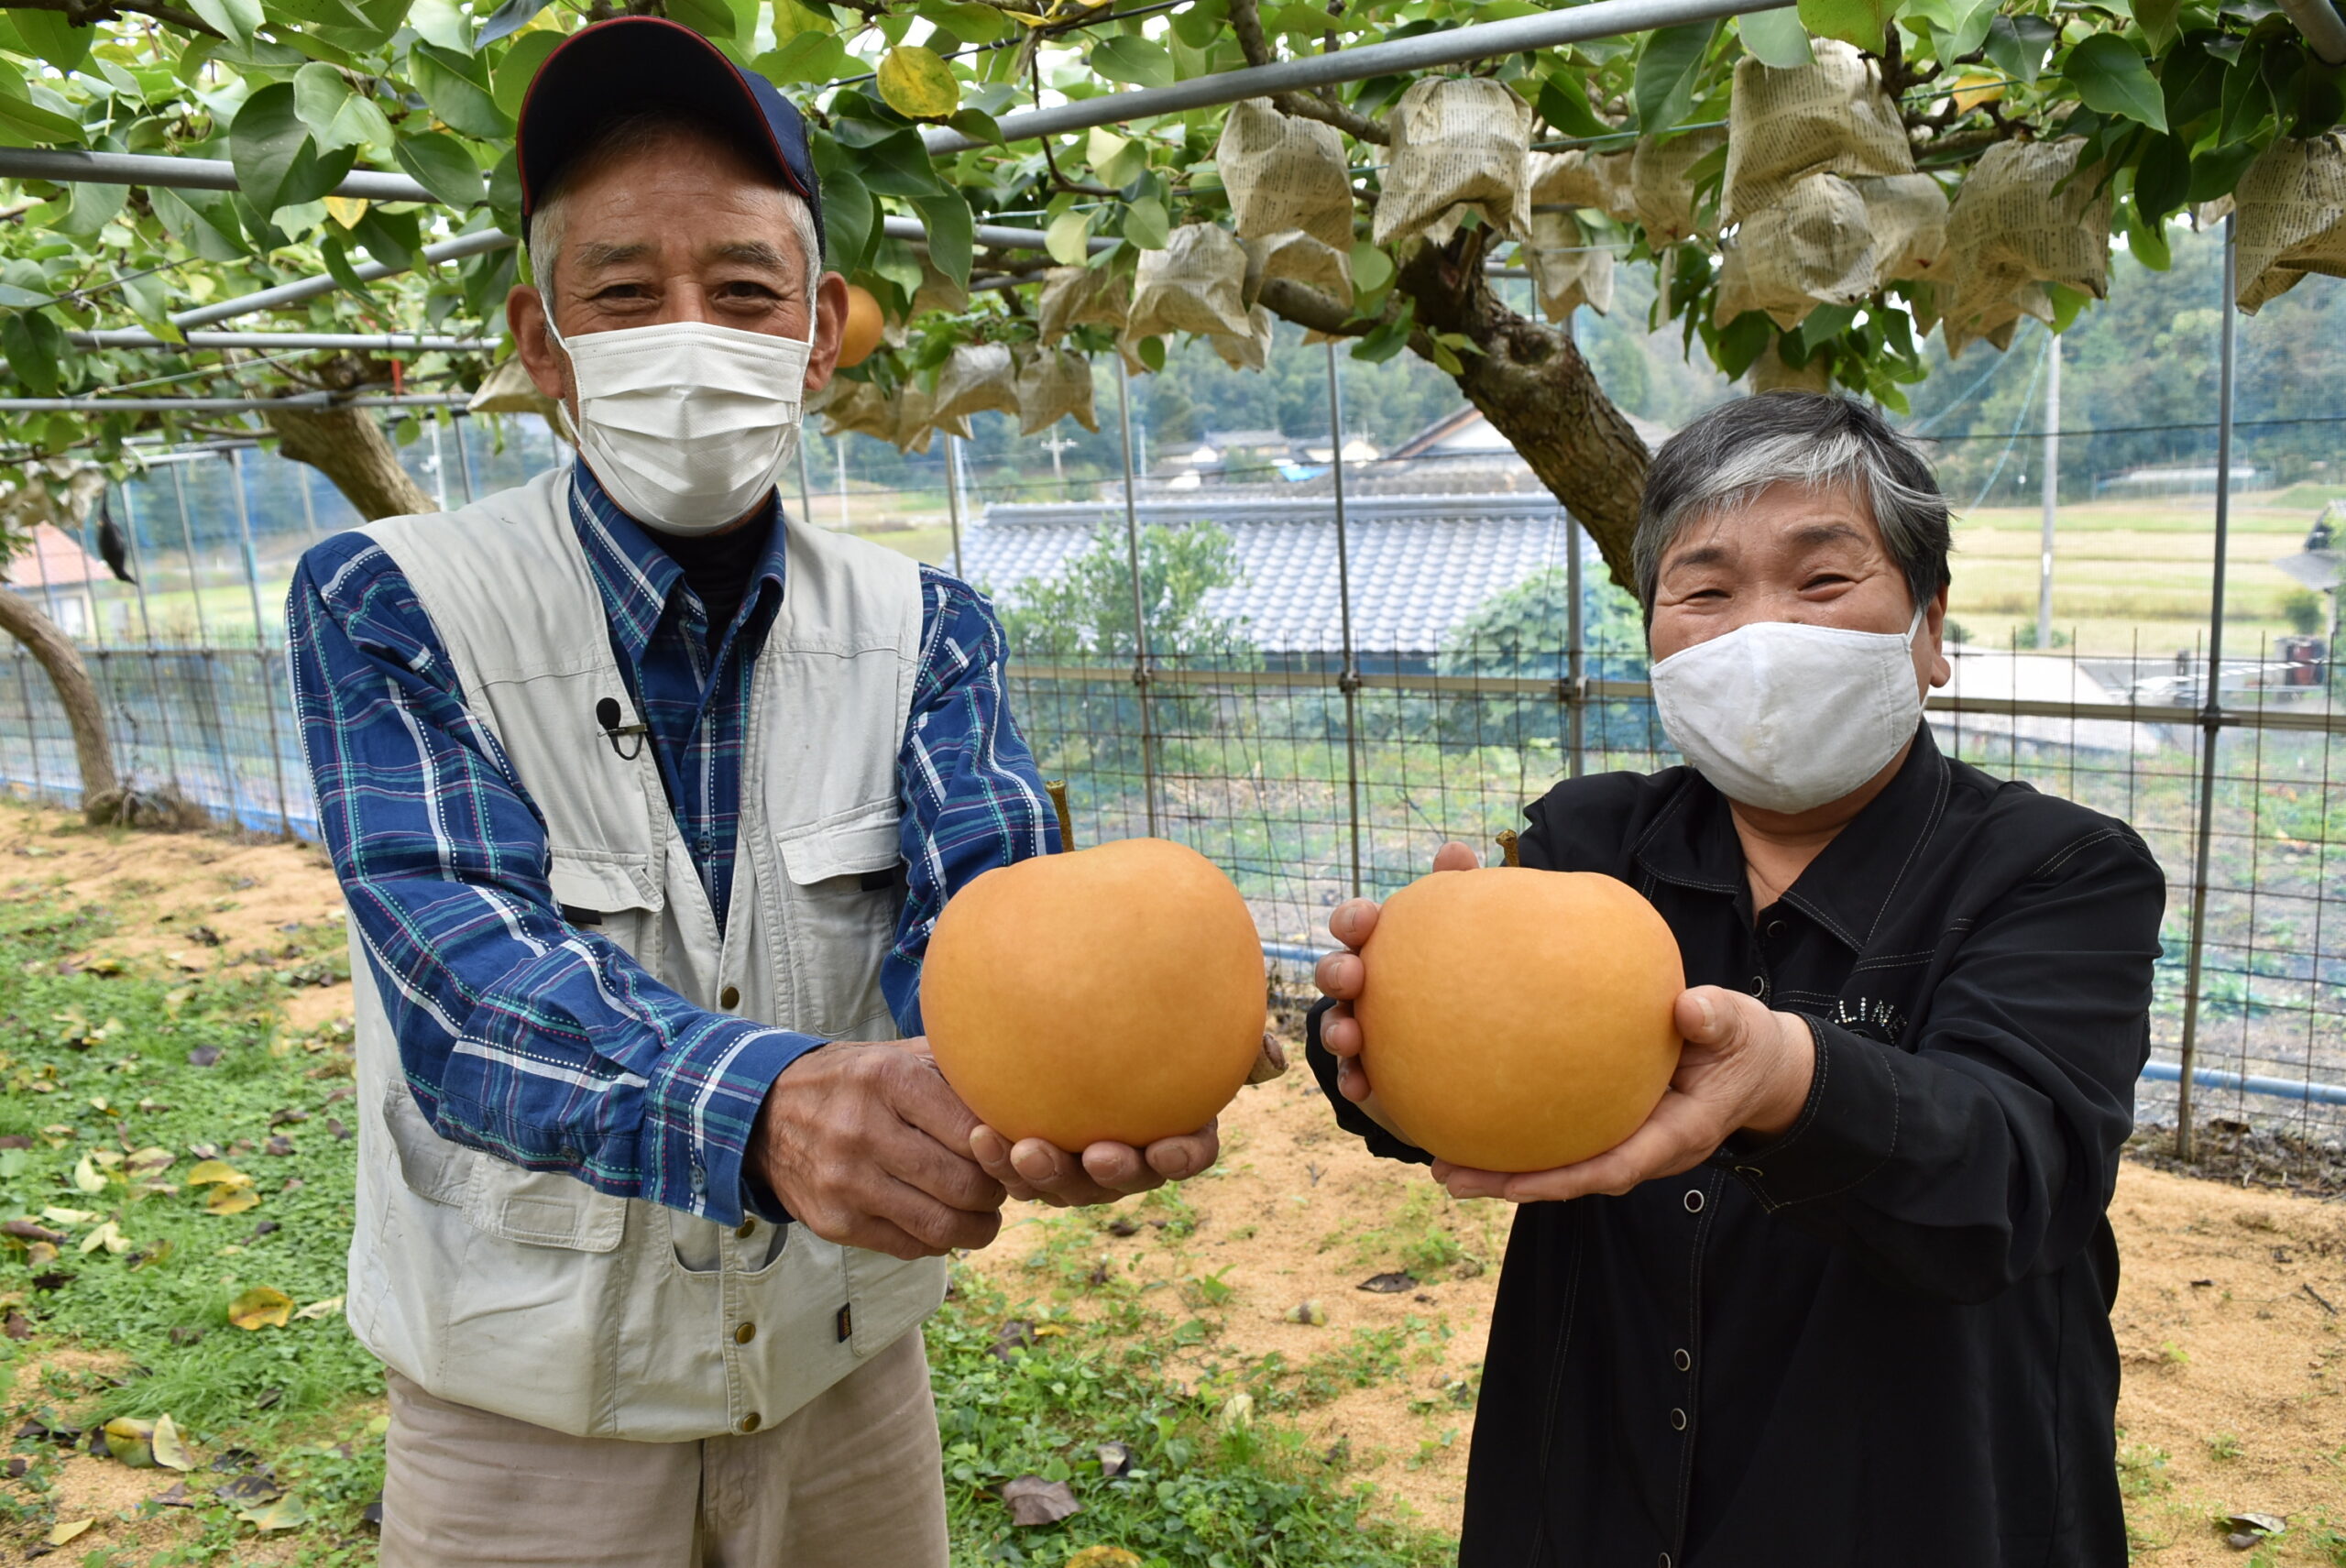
[594,696,650,762]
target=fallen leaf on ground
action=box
[185,1160,247,1188]
[1066,1549,1143,1568]
[1095,1441,1133,1477]
[2,1218,65,1244]
[294,1295,344,1321]
[124,1147,173,1179]
[264,1136,295,1157]
[152,1483,196,1508]
[152,1413,194,1471]
[71,1153,106,1193]
[1002,1475,1082,1526]
[214,1472,282,1504]
[186,1047,220,1068]
[3,1310,29,1340]
[207,1188,260,1216]
[43,1519,93,1547]
[227,1286,292,1331]
[102,1416,157,1467]
[238,1495,307,1531]
[1286,1300,1328,1326]
[38,1207,93,1225]
[1356,1271,1417,1293]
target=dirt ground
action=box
[5,802,2343,1563]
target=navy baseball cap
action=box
[516,16,822,253]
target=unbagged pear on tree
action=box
[1354,868,1683,1172]
[923,838,1266,1150]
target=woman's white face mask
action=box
[545,311,817,536]
[1650,602,1928,815]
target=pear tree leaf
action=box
[1091,35,1175,90]
[292,62,394,153]
[1633,21,1716,132]
[187,0,263,49]
[393,131,486,209]
[878,45,960,119]
[914,191,974,288]
[1122,194,1169,250]
[1797,0,1893,54]
[410,42,510,138]
[227,1286,292,1331]
[1046,208,1093,265]
[1738,10,1814,68]
[2065,34,2167,131]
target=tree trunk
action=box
[1263,233,1654,587]
[262,404,434,521]
[0,585,119,819]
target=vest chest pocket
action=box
[774,808,903,1039]
[547,850,664,971]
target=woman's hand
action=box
[1432,986,1816,1204]
[1313,839,1481,1133]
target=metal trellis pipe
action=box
[2172,214,2238,1164]
[922,0,1794,154]
[1113,356,1160,839]
[1325,339,1363,900]
[173,230,517,330]
[66,331,497,354]
[1566,513,1586,778]
[0,394,476,412]
[943,433,968,581]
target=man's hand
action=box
[1313,839,1480,1134]
[751,1040,1007,1260]
[1432,986,1815,1204]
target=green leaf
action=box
[2127,196,2173,269]
[2043,282,2090,332]
[1738,10,1814,68]
[0,76,85,146]
[1902,0,1996,59]
[2134,0,2183,55]
[1350,241,1393,292]
[2186,138,2259,202]
[1633,21,1716,133]
[1535,71,1610,137]
[1710,311,1773,379]
[1168,0,1226,49]
[1137,335,1166,373]
[2,311,65,398]
[148,185,247,261]
[1796,0,1892,54]
[8,8,93,71]
[393,131,485,209]
[758,30,853,86]
[1045,207,1092,266]
[293,62,394,153]
[411,41,511,138]
[2132,131,2190,222]
[809,133,874,272]
[662,0,738,42]
[477,0,554,45]
[57,180,126,237]
[946,107,1003,146]
[1091,35,1176,91]
[351,203,422,268]
[1123,194,1169,249]
[858,128,946,198]
[913,191,972,288]
[2066,34,2168,132]
[1982,15,2060,88]
[492,31,564,117]
[232,82,315,213]
[188,0,264,48]
[320,236,379,303]
[879,45,960,119]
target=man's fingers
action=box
[1315,950,1365,1002]
[881,1051,988,1152]
[1327,898,1380,950]
[1335,1053,1372,1103]
[1674,984,1758,1047]
[1320,1003,1363,1058]
[1431,840,1481,872]
[871,1174,1003,1254]
[1140,1121,1217,1183]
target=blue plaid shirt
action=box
[288,462,1057,1226]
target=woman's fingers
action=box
[1314,949,1365,1001]
[1327,897,1380,951]
[1320,1003,1362,1058]
[1431,840,1482,873]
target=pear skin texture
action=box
[1354,868,1683,1172]
[924,838,1266,1148]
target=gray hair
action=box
[527,109,821,304]
[1631,392,1952,620]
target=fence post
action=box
[2174,214,2239,1163]
[115,479,181,788]
[171,455,242,823]
[1113,356,1160,839]
[1325,339,1363,899]
[2037,335,2061,652]
[944,433,968,581]
[12,650,44,801]
[1566,513,1586,778]
[451,411,477,505]
[229,448,295,838]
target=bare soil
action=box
[5,802,2342,1562]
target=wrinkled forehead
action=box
[1661,480,1889,575]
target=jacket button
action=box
[738,1412,761,1433]
[734,1321,756,1345]
[719,984,741,1010]
[1669,1408,1688,1431]
[1766,919,1785,938]
[1673,1348,1692,1372]
[1660,1555,1673,1568]
[736,1220,757,1240]
[1748,973,1767,997]
[1683,1189,1704,1214]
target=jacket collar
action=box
[565,460,789,668]
[1632,726,1952,952]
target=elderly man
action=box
[287,19,1216,1564]
[1311,393,2165,1566]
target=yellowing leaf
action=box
[293,1295,345,1321]
[124,1146,173,1179]
[877,45,959,120]
[228,1286,292,1331]
[79,1220,128,1255]
[1046,209,1092,267]
[1950,71,2005,113]
[323,195,369,228]
[71,1153,106,1193]
[187,1160,249,1189]
[25,1241,57,1268]
[103,1416,156,1467]
[151,1413,194,1471]
[43,1519,93,1547]
[239,1495,308,1531]
[40,1206,93,1224]
[207,1187,260,1216]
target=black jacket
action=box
[1308,729,2165,1568]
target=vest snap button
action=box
[1673,1348,1691,1372]
[719,984,741,1010]
[738,1412,761,1433]
[1669,1408,1688,1431]
[1683,1189,1704,1214]
[736,1220,756,1240]
[735,1321,756,1345]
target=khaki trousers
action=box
[379,1328,949,1568]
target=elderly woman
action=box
[1310,393,2164,1568]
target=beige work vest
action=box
[340,465,946,1442]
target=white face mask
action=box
[1650,603,1928,815]
[545,313,816,536]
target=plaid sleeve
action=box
[287,532,816,1226]
[886,566,1059,1034]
